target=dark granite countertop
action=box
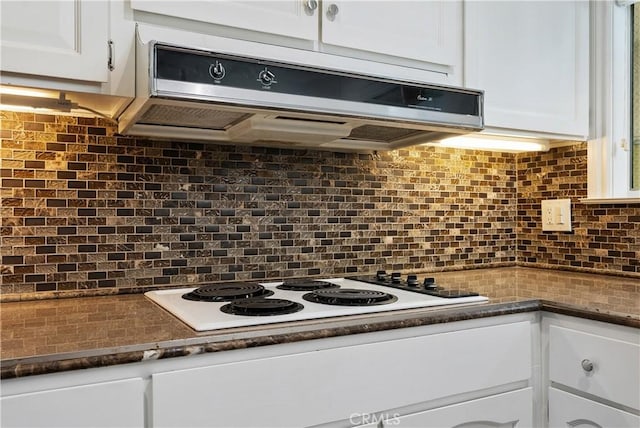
[2,267,639,379]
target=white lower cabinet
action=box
[544,313,640,428]
[0,377,145,428]
[7,312,640,428]
[548,324,640,410]
[151,320,533,427]
[548,388,640,428]
[390,388,532,427]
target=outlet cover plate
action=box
[541,199,572,232]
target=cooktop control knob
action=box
[391,272,402,283]
[423,277,437,290]
[258,68,277,86]
[407,274,419,287]
[376,270,388,281]
[209,61,226,80]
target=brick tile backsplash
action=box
[1,111,638,298]
[517,144,640,274]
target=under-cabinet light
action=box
[0,92,78,113]
[0,85,115,121]
[426,134,551,153]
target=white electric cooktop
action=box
[145,277,488,332]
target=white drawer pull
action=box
[581,359,594,372]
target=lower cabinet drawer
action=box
[0,378,145,428]
[549,388,640,428]
[391,388,533,427]
[152,321,532,427]
[549,325,640,410]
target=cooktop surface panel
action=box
[145,278,488,332]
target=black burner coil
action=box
[220,298,304,316]
[276,280,340,291]
[182,283,273,302]
[302,288,397,306]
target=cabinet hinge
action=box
[108,39,115,71]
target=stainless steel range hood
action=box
[118,26,484,152]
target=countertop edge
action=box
[2,298,638,380]
[538,300,640,328]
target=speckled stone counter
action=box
[2,267,639,379]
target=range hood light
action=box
[427,135,551,153]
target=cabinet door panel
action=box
[153,322,531,427]
[0,378,145,428]
[464,1,588,137]
[321,1,461,68]
[549,325,640,410]
[548,388,640,428]
[0,0,109,82]
[130,0,318,41]
[390,388,532,428]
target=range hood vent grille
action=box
[139,104,251,130]
[348,125,424,143]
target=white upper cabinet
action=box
[0,0,109,83]
[129,0,462,84]
[464,1,589,139]
[319,1,461,73]
[129,0,319,41]
[0,0,135,101]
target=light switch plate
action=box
[541,199,572,232]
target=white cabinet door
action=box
[549,388,640,428]
[130,0,319,41]
[0,378,145,428]
[130,1,460,81]
[464,1,589,138]
[152,322,531,427]
[389,388,533,428]
[320,1,461,70]
[548,324,640,411]
[0,0,109,83]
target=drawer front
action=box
[0,378,145,428]
[153,321,532,427]
[549,325,640,410]
[549,388,640,428]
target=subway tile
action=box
[58,263,76,272]
[46,142,67,151]
[87,127,106,135]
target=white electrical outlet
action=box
[541,199,572,232]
